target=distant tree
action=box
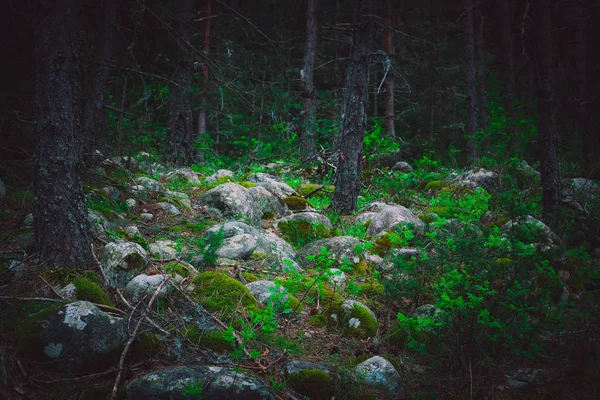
[383,0,395,139]
[474,0,489,154]
[34,0,94,268]
[164,0,195,166]
[197,0,212,147]
[83,0,121,158]
[501,0,518,153]
[537,0,559,226]
[300,0,319,160]
[463,0,478,161]
[331,0,375,215]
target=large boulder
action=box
[101,240,149,288]
[148,240,179,259]
[354,356,403,395]
[337,299,378,339]
[247,185,292,219]
[284,361,334,400]
[451,168,500,193]
[391,161,413,173]
[123,274,172,304]
[297,236,361,268]
[365,206,425,237]
[17,301,127,371]
[198,183,263,226]
[500,215,563,251]
[134,177,164,192]
[218,233,259,259]
[204,169,234,184]
[166,167,200,185]
[126,366,275,400]
[246,173,296,198]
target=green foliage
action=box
[181,381,204,399]
[282,195,312,211]
[189,227,225,268]
[277,220,334,249]
[364,120,400,162]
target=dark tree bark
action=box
[383,0,395,138]
[83,0,121,159]
[197,0,212,144]
[463,0,478,161]
[537,0,560,226]
[331,0,375,215]
[501,0,518,153]
[300,0,319,160]
[474,0,489,153]
[34,0,94,269]
[164,0,195,166]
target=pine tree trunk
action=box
[502,0,518,154]
[300,0,319,160]
[474,0,489,154]
[331,0,375,215]
[463,0,478,161]
[197,0,212,151]
[538,0,560,226]
[34,0,94,269]
[83,0,121,159]
[165,0,194,166]
[383,0,395,139]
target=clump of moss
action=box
[495,258,512,266]
[296,184,335,198]
[286,370,335,400]
[70,278,113,306]
[191,272,259,322]
[423,180,448,192]
[262,211,275,220]
[164,261,196,278]
[372,231,401,256]
[239,181,257,188]
[243,272,260,283]
[184,327,235,353]
[278,220,333,248]
[343,304,378,339]
[40,269,112,306]
[276,276,344,309]
[426,206,451,218]
[131,332,162,360]
[282,196,313,211]
[355,280,385,297]
[287,294,304,313]
[309,314,327,328]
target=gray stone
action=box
[355,212,378,226]
[500,216,562,247]
[165,191,192,210]
[328,268,346,287]
[365,205,425,237]
[199,183,261,226]
[124,274,172,304]
[101,240,149,288]
[149,240,179,259]
[451,168,500,193]
[217,233,258,259]
[204,169,234,183]
[140,213,154,221]
[246,173,296,198]
[276,212,333,230]
[125,226,141,237]
[390,248,422,259]
[103,186,121,200]
[126,365,275,400]
[354,356,403,395]
[24,213,33,226]
[297,236,362,268]
[167,167,201,184]
[365,202,392,212]
[126,198,137,208]
[134,177,164,192]
[17,301,127,371]
[284,360,329,375]
[391,161,413,173]
[247,185,292,219]
[158,202,181,216]
[245,280,289,307]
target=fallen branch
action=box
[110,276,170,400]
[115,289,170,336]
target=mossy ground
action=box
[282,195,313,211]
[183,327,235,353]
[286,369,335,400]
[278,220,333,248]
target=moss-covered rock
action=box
[297,184,335,198]
[371,231,402,256]
[278,220,333,248]
[184,327,235,353]
[355,280,385,297]
[282,196,312,211]
[423,180,448,192]
[67,278,114,306]
[41,269,112,306]
[191,272,259,323]
[131,332,162,360]
[239,181,257,188]
[164,261,196,278]
[341,301,378,339]
[286,370,335,400]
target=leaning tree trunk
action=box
[463,0,479,161]
[34,0,94,269]
[83,0,121,159]
[331,0,375,215]
[300,0,319,160]
[383,0,395,139]
[164,0,194,166]
[538,0,559,227]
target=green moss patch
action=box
[343,304,378,339]
[190,272,259,323]
[184,327,235,353]
[239,181,257,188]
[278,220,333,248]
[164,261,196,278]
[371,231,402,256]
[282,196,313,211]
[355,280,385,297]
[297,184,335,198]
[69,278,113,306]
[423,180,448,192]
[286,370,335,400]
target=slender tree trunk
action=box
[463,0,478,161]
[502,0,518,154]
[474,1,489,154]
[164,0,194,166]
[83,0,121,159]
[34,0,93,269]
[300,0,319,160]
[197,0,212,147]
[537,0,559,226]
[383,0,395,138]
[331,0,375,215]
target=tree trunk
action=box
[164,0,195,166]
[83,0,121,159]
[474,0,489,154]
[502,0,518,154]
[197,0,212,150]
[537,0,559,226]
[383,0,395,138]
[34,0,94,269]
[300,0,319,160]
[331,0,375,215]
[463,0,478,161]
